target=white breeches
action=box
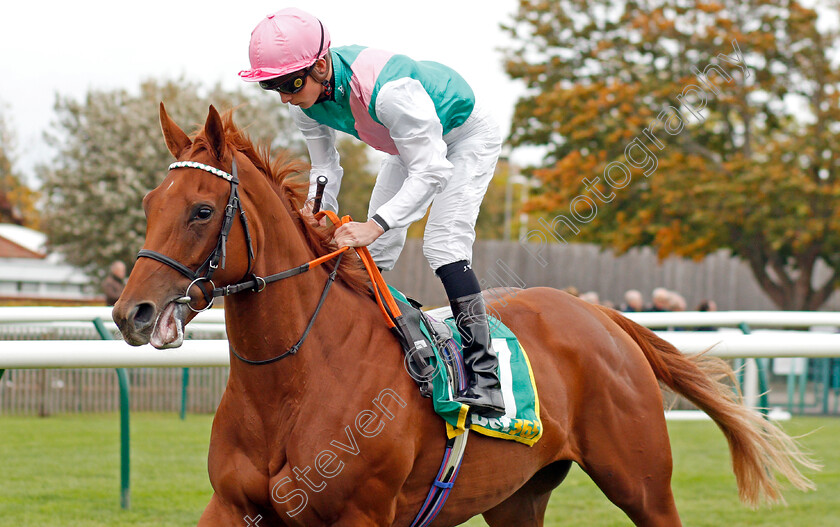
[367,103,502,271]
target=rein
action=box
[229,251,345,365]
[140,153,470,525]
[137,158,404,365]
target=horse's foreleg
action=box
[198,493,269,527]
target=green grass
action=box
[0,413,214,526]
[466,417,840,526]
[0,414,837,526]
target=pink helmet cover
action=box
[239,8,331,82]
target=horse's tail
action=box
[597,306,819,506]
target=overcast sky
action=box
[0,1,530,183]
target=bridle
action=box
[137,158,473,527]
[136,158,347,364]
[138,159,256,312]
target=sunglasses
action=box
[259,20,325,95]
[259,69,312,94]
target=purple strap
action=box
[410,442,462,527]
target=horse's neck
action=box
[221,194,374,403]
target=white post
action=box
[743,358,759,409]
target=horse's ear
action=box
[159,103,192,158]
[204,105,226,161]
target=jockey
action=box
[239,8,504,417]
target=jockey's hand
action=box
[334,220,385,248]
[300,199,328,228]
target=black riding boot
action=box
[450,293,505,417]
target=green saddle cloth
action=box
[388,286,543,446]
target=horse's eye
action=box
[194,207,213,221]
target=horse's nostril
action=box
[132,302,156,330]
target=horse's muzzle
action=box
[112,300,157,346]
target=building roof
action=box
[0,224,46,259]
[0,224,94,297]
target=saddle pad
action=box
[389,287,543,446]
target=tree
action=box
[0,103,39,228]
[334,138,378,222]
[478,158,522,240]
[38,78,302,281]
[505,0,840,309]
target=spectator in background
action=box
[649,287,671,312]
[668,292,687,330]
[102,261,126,306]
[697,299,717,312]
[580,291,600,304]
[621,289,645,312]
[696,299,718,331]
[669,292,687,312]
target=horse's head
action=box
[113,104,263,348]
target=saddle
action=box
[385,290,462,399]
[383,285,543,526]
[313,211,540,527]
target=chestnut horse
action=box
[113,105,815,526]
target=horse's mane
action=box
[192,110,371,296]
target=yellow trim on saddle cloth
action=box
[469,425,534,445]
[519,344,544,444]
[445,404,471,439]
[444,345,543,446]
